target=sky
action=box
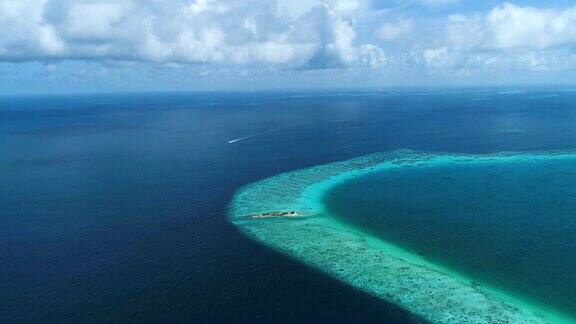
[2,0,576,94]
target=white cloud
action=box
[423,47,449,69]
[376,18,414,41]
[487,3,576,50]
[447,3,576,51]
[357,44,388,69]
[416,3,576,73]
[0,0,382,70]
[0,0,65,58]
[3,0,576,79]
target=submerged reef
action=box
[229,150,575,323]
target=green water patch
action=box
[228,151,576,323]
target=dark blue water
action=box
[2,89,576,322]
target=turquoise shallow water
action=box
[325,155,576,317]
[230,151,576,323]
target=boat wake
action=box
[227,123,300,144]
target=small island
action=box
[250,211,300,219]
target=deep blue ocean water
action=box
[2,89,576,322]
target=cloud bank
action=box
[411,3,576,74]
[2,0,576,80]
[0,0,386,69]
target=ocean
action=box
[2,89,576,322]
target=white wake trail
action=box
[227,124,299,144]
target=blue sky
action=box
[2,0,576,94]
